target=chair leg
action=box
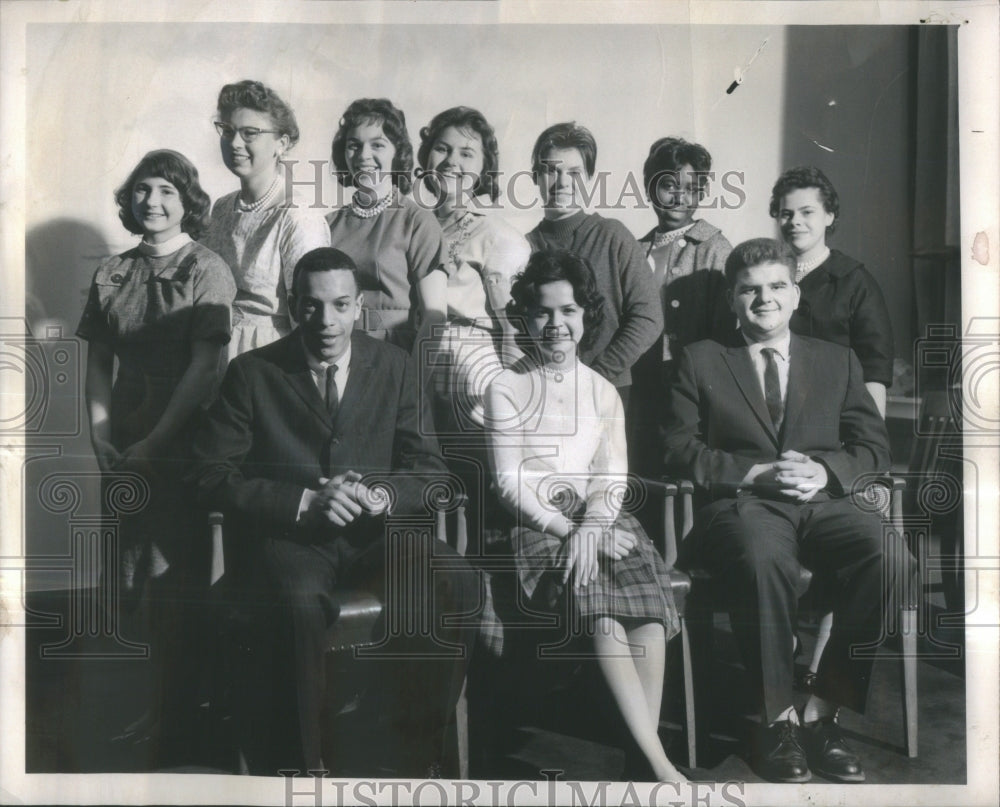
[679,617,697,768]
[455,678,470,779]
[900,606,918,757]
[685,590,715,764]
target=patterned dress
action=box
[203,188,330,359]
[76,236,235,598]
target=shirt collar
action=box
[742,330,791,361]
[301,333,352,375]
[137,232,192,257]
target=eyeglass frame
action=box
[213,121,283,143]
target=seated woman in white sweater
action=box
[484,249,685,783]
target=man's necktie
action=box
[325,364,339,419]
[761,348,783,431]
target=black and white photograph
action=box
[1,1,997,805]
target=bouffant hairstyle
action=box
[417,106,501,201]
[723,238,796,287]
[768,166,840,234]
[330,98,414,195]
[643,136,713,203]
[507,249,606,353]
[216,80,300,146]
[530,122,597,179]
[114,149,211,240]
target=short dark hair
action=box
[643,136,713,202]
[216,80,300,147]
[531,122,597,179]
[417,106,501,201]
[114,149,212,239]
[724,238,796,286]
[330,98,414,195]
[291,247,359,295]
[507,250,605,353]
[769,166,840,234]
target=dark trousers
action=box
[256,529,477,773]
[685,495,915,723]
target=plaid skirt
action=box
[477,505,680,656]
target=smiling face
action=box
[218,107,288,184]
[130,176,185,243]
[728,260,800,344]
[344,121,397,192]
[653,162,700,231]
[290,269,363,363]
[777,186,835,257]
[524,279,585,364]
[426,125,484,207]
[535,147,590,220]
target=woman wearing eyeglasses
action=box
[327,98,446,352]
[203,80,330,359]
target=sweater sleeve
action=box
[847,264,895,387]
[589,223,663,383]
[584,380,628,523]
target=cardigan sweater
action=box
[526,211,662,388]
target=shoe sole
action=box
[813,767,865,783]
[759,768,812,784]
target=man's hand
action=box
[772,450,828,502]
[303,473,364,527]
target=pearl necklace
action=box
[235,175,281,214]
[796,247,830,280]
[350,187,395,219]
[537,361,577,383]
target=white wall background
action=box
[26,22,789,335]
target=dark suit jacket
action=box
[190,330,446,546]
[663,333,890,502]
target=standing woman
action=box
[77,150,236,764]
[770,166,894,415]
[328,98,447,352]
[416,105,530,430]
[485,250,686,783]
[203,80,330,359]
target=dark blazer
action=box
[663,333,890,501]
[190,329,446,545]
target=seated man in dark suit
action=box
[663,238,914,783]
[190,247,476,776]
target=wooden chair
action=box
[205,485,471,777]
[669,477,919,761]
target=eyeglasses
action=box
[213,121,281,143]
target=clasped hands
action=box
[302,470,389,527]
[747,450,829,502]
[561,519,638,589]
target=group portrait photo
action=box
[1,2,997,806]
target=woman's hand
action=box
[116,437,161,478]
[563,524,601,588]
[599,525,637,560]
[91,437,122,473]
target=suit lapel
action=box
[334,333,375,432]
[782,335,811,442]
[279,334,335,430]
[722,344,779,445]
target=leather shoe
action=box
[802,712,865,783]
[752,720,811,783]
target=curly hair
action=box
[507,250,605,353]
[768,166,840,234]
[530,122,597,179]
[114,150,211,240]
[643,136,713,203]
[417,106,500,201]
[216,80,300,146]
[330,98,414,195]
